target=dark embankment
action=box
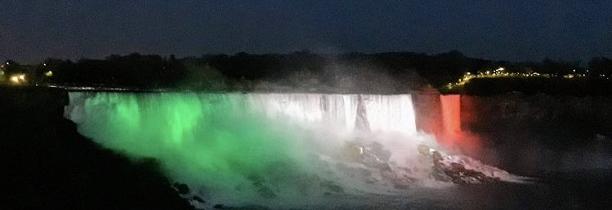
[0,87,193,209]
[461,93,612,177]
[455,77,612,96]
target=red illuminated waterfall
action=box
[440,95,461,144]
[438,94,481,154]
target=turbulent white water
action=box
[66,92,519,209]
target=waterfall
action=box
[64,92,517,208]
[440,95,461,142]
[64,92,426,206]
[66,92,418,135]
[242,93,417,135]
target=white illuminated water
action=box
[244,94,417,135]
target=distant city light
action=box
[444,66,588,90]
[10,76,18,83]
[9,73,26,85]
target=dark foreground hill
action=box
[0,87,193,210]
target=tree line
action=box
[3,51,612,92]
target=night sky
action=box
[2,0,611,63]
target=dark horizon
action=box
[2,50,606,67]
[2,0,612,63]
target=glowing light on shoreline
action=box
[9,73,26,85]
[445,66,587,90]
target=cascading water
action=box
[65,92,519,209]
[244,94,417,135]
[440,95,462,145]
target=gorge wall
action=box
[413,92,612,175]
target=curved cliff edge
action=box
[0,87,194,210]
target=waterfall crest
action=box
[242,93,416,135]
[67,92,417,134]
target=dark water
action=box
[209,170,611,210]
[305,171,611,210]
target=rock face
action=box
[461,93,612,137]
[341,141,512,186]
[461,93,612,175]
[412,92,612,176]
[0,87,193,210]
[431,151,499,184]
[413,92,612,143]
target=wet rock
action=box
[320,180,344,193]
[431,154,500,184]
[343,140,393,171]
[173,182,190,195]
[191,195,205,203]
[427,149,500,184]
[214,204,269,210]
[247,175,277,199]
